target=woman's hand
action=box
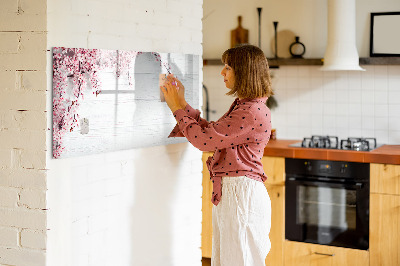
[167,74,187,108]
[161,76,184,113]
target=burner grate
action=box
[301,135,339,149]
[296,136,378,151]
[340,137,377,151]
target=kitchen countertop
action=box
[263,139,400,165]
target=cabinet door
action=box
[264,184,284,266]
[370,163,400,195]
[261,156,285,186]
[202,152,213,258]
[370,193,400,266]
[284,241,369,266]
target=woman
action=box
[161,44,273,266]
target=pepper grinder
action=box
[273,21,279,58]
[257,8,262,48]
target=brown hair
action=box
[221,44,273,99]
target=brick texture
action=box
[21,229,46,249]
[0,0,47,264]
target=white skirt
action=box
[212,176,271,266]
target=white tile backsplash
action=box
[389,104,400,117]
[388,91,400,105]
[204,65,400,144]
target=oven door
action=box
[285,177,369,250]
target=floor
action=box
[202,257,211,266]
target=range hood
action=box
[320,0,365,71]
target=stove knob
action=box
[340,164,347,174]
[305,162,312,171]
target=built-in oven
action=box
[285,158,370,250]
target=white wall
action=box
[0,0,48,265]
[203,0,400,145]
[46,0,203,266]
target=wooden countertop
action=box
[263,139,400,165]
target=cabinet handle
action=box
[314,252,335,257]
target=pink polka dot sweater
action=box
[168,97,272,206]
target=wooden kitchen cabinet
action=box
[264,184,285,266]
[370,163,400,195]
[370,163,400,266]
[201,154,286,266]
[202,152,213,258]
[262,156,285,266]
[370,193,400,266]
[261,156,285,186]
[284,241,369,266]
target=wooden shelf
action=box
[203,58,323,67]
[359,57,400,65]
[268,58,323,67]
[203,57,400,67]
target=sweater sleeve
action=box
[168,103,211,138]
[172,106,256,152]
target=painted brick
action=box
[0,247,45,266]
[166,0,197,16]
[20,229,46,250]
[86,1,120,22]
[0,33,20,54]
[0,149,11,169]
[189,3,203,19]
[0,13,46,32]
[16,70,47,91]
[0,169,47,189]
[71,218,88,237]
[191,31,203,44]
[51,32,87,50]
[0,208,46,230]
[88,212,109,233]
[0,32,47,71]
[0,90,46,111]
[118,36,153,52]
[121,9,153,25]
[151,11,180,27]
[11,148,22,169]
[20,149,46,170]
[19,189,46,209]
[0,110,47,131]
[180,41,202,55]
[0,51,47,71]
[0,227,19,247]
[0,71,16,91]
[21,31,48,54]
[0,187,19,208]
[0,0,18,13]
[181,15,202,30]
[0,129,46,150]
[130,0,167,14]
[135,24,169,41]
[19,0,47,14]
[152,39,180,55]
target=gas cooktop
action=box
[289,135,383,151]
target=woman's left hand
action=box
[161,78,184,113]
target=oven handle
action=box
[286,177,364,189]
[314,252,335,257]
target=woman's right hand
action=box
[167,74,187,108]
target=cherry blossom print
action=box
[52,47,173,158]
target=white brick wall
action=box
[46,0,203,266]
[2,0,203,264]
[0,0,48,265]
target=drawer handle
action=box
[314,252,335,257]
